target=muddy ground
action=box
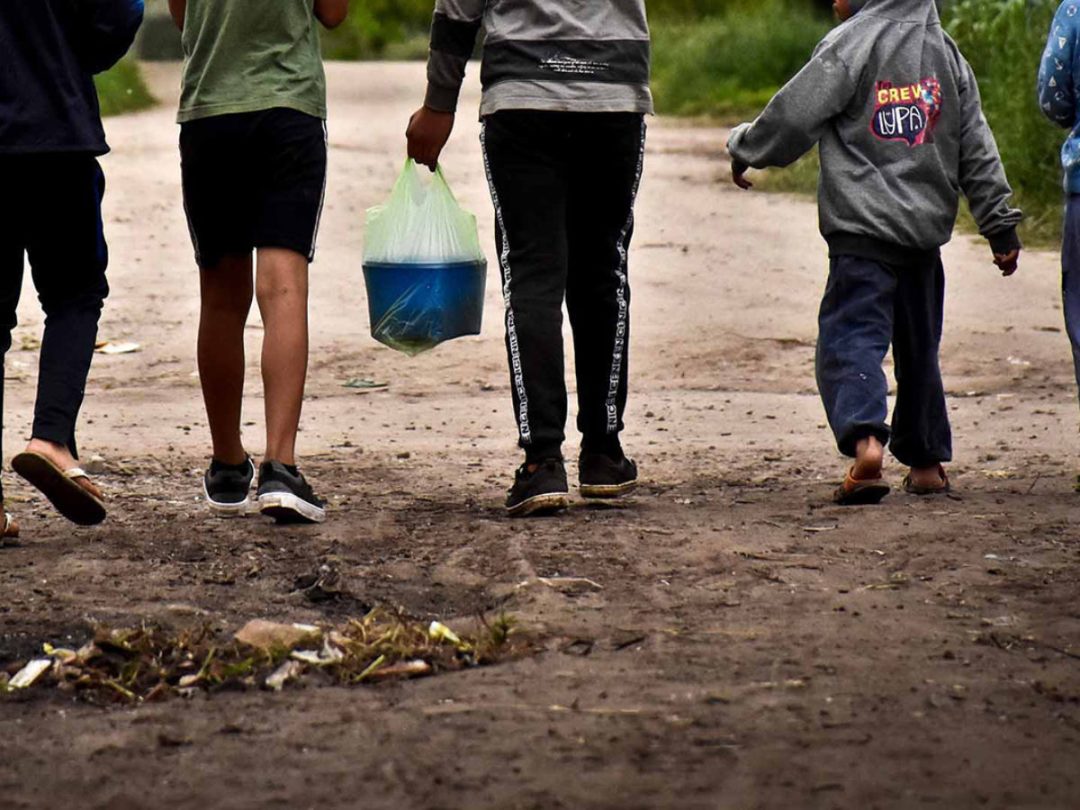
[1,63,1078,809]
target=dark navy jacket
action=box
[0,0,144,155]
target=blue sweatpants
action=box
[816,254,952,467]
[1062,196,1080,399]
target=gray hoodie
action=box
[423,0,652,117]
[727,0,1021,260]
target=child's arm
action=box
[73,0,145,75]
[956,54,1023,275]
[727,40,856,186]
[406,0,488,170]
[1037,2,1078,128]
[167,0,185,31]
[314,0,349,30]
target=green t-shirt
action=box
[178,0,327,124]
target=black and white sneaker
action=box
[256,461,326,524]
[506,458,570,517]
[579,451,638,499]
[203,457,255,515]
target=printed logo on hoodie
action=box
[870,78,943,146]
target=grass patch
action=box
[95,59,155,117]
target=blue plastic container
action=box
[362,260,487,355]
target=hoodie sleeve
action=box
[727,39,856,169]
[1038,1,1079,129]
[424,0,487,113]
[74,0,145,75]
[956,55,1023,255]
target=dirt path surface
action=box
[2,63,1079,809]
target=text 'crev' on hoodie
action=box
[727,0,1021,260]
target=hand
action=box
[993,248,1020,277]
[731,159,753,190]
[406,107,455,171]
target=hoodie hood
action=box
[853,0,940,23]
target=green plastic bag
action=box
[363,160,484,264]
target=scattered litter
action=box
[94,341,141,355]
[0,610,527,703]
[1006,356,1031,367]
[9,658,52,689]
[802,525,838,533]
[265,660,304,692]
[343,378,389,391]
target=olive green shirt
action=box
[177,0,327,123]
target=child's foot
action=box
[256,461,326,524]
[834,436,890,506]
[579,451,638,499]
[12,438,106,525]
[903,464,950,495]
[203,456,255,515]
[506,458,569,517]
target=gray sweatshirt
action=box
[424,0,653,117]
[727,0,1021,259]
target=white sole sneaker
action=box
[203,479,253,516]
[506,492,570,518]
[258,491,326,524]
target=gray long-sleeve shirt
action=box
[423,0,653,117]
[728,0,1021,258]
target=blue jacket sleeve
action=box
[1038,1,1079,129]
[74,0,145,75]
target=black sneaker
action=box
[203,457,255,515]
[579,451,638,499]
[506,458,570,517]
[256,461,326,524]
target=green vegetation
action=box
[94,59,155,117]
[946,0,1063,245]
[651,0,832,118]
[321,0,433,60]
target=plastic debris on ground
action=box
[0,611,526,703]
[95,341,141,355]
[362,160,487,356]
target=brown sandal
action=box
[902,464,950,496]
[834,466,891,506]
[0,512,19,545]
[12,452,106,526]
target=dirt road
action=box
[2,63,1078,809]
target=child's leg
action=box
[815,255,896,472]
[481,111,571,464]
[565,114,647,459]
[199,254,254,465]
[1062,195,1080,408]
[255,247,309,466]
[890,256,951,484]
[24,157,109,473]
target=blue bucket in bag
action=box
[362,161,487,356]
[362,259,487,355]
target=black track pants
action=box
[480,111,646,463]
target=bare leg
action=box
[255,248,309,467]
[198,254,253,465]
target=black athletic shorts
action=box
[180,107,328,268]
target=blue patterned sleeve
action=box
[75,0,145,75]
[1039,1,1080,128]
